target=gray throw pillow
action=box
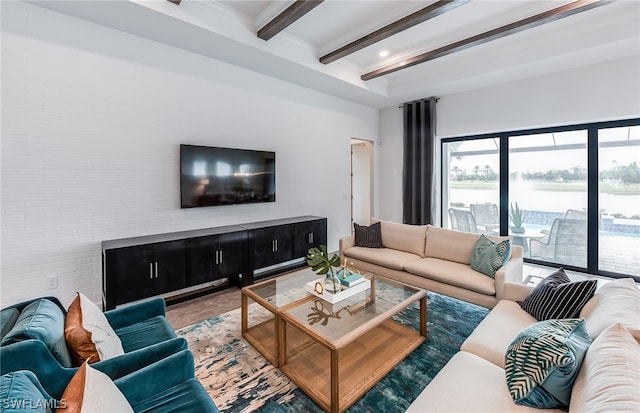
[354,222,383,248]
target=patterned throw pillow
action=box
[470,234,511,278]
[505,318,591,408]
[354,222,383,248]
[519,268,597,321]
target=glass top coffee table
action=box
[241,268,426,413]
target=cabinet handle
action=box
[310,232,314,243]
[149,263,153,279]
[215,250,219,265]
[275,239,278,252]
[220,250,223,264]
[155,262,158,278]
[272,240,275,252]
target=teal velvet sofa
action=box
[0,296,178,369]
[0,348,219,412]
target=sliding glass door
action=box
[441,119,640,281]
[508,131,587,266]
[597,125,640,276]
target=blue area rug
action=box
[177,292,489,412]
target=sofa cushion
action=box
[65,293,124,365]
[518,268,597,321]
[1,299,73,368]
[127,379,216,413]
[343,246,421,271]
[423,226,508,265]
[0,371,54,413]
[461,300,537,368]
[406,351,564,413]
[378,220,427,257]
[405,258,496,296]
[61,362,134,413]
[114,316,177,353]
[579,277,640,340]
[470,235,511,278]
[353,222,383,248]
[569,323,640,412]
[1,308,20,340]
[505,318,591,409]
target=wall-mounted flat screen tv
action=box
[180,144,276,208]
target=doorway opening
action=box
[351,139,373,233]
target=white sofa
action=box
[339,221,523,309]
[407,278,640,412]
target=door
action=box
[351,140,372,230]
[153,240,187,294]
[252,227,276,269]
[293,219,327,257]
[106,245,155,306]
[217,231,247,279]
[189,236,217,286]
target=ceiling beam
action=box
[361,0,610,81]
[320,0,468,65]
[258,0,324,41]
[166,0,181,5]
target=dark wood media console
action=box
[102,216,327,310]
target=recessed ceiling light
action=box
[378,50,390,58]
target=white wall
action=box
[0,2,377,307]
[378,56,640,223]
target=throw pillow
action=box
[569,323,640,412]
[470,234,511,278]
[518,268,597,321]
[0,371,55,413]
[65,293,124,366]
[505,318,591,408]
[0,299,73,368]
[353,222,383,248]
[579,277,640,340]
[60,361,134,413]
[0,307,20,340]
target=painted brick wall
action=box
[0,2,378,307]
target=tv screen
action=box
[180,144,276,208]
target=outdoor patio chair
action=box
[530,218,587,266]
[448,208,479,234]
[470,203,499,233]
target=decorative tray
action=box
[305,277,371,304]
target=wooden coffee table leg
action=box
[331,349,339,413]
[420,295,427,338]
[241,293,248,334]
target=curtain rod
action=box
[398,97,439,108]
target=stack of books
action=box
[337,269,365,287]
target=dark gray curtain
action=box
[402,98,436,225]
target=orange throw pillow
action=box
[64,295,99,366]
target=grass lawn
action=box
[451,180,640,195]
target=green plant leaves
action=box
[306,245,341,275]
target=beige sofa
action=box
[339,220,523,309]
[407,278,640,412]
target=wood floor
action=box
[166,287,241,330]
[165,263,572,330]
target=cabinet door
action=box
[273,224,294,263]
[105,245,155,306]
[252,228,276,269]
[293,219,327,257]
[153,240,187,294]
[189,236,217,286]
[217,231,247,279]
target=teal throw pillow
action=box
[470,234,511,278]
[0,371,55,412]
[1,308,20,340]
[505,318,591,408]
[0,299,72,368]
